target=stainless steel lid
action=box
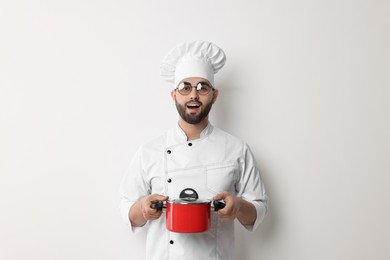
[168,199,211,205]
[169,188,210,204]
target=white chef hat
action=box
[160,40,226,87]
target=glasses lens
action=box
[178,82,192,95]
[197,82,211,95]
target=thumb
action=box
[213,193,225,201]
[155,194,169,201]
[148,194,169,202]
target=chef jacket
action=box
[119,123,267,260]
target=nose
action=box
[188,86,199,99]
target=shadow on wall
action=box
[234,162,277,260]
[213,76,277,259]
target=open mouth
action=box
[186,102,201,109]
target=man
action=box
[119,40,267,260]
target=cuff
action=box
[242,200,267,232]
[120,199,145,233]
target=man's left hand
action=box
[213,192,241,220]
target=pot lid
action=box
[170,188,210,204]
[169,199,211,204]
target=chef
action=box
[119,40,267,260]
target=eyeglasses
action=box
[176,81,214,96]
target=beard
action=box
[175,100,213,125]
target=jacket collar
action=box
[172,122,214,144]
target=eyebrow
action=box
[181,81,210,86]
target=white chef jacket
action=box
[119,123,267,260]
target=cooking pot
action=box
[151,188,225,233]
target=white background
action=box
[1,1,389,259]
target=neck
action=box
[178,117,209,141]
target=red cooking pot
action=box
[151,188,225,233]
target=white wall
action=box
[1,1,389,259]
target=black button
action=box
[167,178,172,183]
[167,150,171,154]
[188,143,192,146]
[170,240,174,244]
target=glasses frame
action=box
[175,81,214,96]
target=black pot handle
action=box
[150,201,164,211]
[179,188,199,201]
[213,200,226,211]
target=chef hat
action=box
[160,40,226,87]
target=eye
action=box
[182,85,192,92]
[178,82,191,91]
[198,82,210,92]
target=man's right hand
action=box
[129,194,168,227]
[141,194,168,221]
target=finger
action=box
[213,192,228,201]
[146,195,168,209]
[144,209,162,220]
[150,194,169,201]
[218,211,234,220]
[217,202,231,215]
[217,202,236,219]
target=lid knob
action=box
[179,188,199,201]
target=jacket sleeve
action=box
[236,144,268,232]
[119,147,151,232]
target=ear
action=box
[171,90,177,101]
[212,89,219,104]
